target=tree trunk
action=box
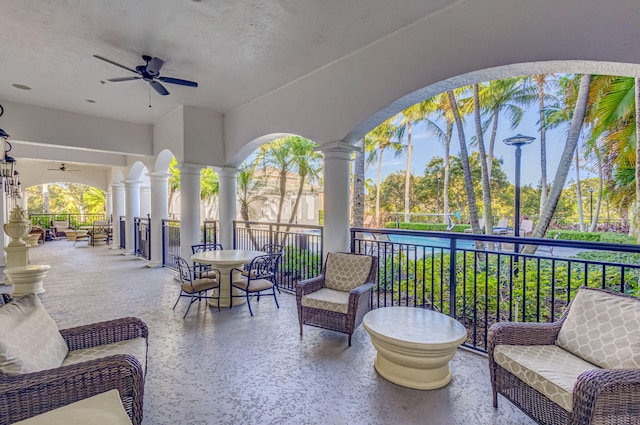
[444,122,452,221]
[589,139,604,232]
[404,122,413,223]
[575,151,585,231]
[487,110,499,178]
[448,90,481,235]
[474,84,494,236]
[523,74,591,254]
[635,78,640,242]
[375,152,384,228]
[276,170,287,226]
[537,75,549,215]
[42,184,50,213]
[353,140,365,227]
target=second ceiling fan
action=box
[48,163,80,172]
[93,54,199,96]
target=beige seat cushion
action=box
[62,337,147,372]
[0,294,69,376]
[232,278,274,292]
[556,287,640,369]
[301,288,350,314]
[181,278,218,293]
[494,345,599,412]
[14,389,132,425]
[324,253,372,292]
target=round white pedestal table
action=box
[190,250,264,308]
[363,306,467,390]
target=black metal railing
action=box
[233,221,324,292]
[351,227,640,353]
[119,216,126,249]
[30,213,106,229]
[134,215,151,260]
[203,220,218,245]
[162,219,181,270]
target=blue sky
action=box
[364,106,581,187]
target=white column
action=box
[124,179,141,255]
[139,185,151,217]
[111,183,125,249]
[215,167,237,250]
[105,190,112,221]
[147,172,169,268]
[21,191,28,210]
[178,163,202,262]
[318,142,356,255]
[0,190,5,267]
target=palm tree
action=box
[422,93,455,223]
[525,74,592,252]
[398,103,426,222]
[447,90,482,234]
[287,137,322,225]
[365,118,402,227]
[478,78,532,177]
[237,160,267,249]
[258,138,294,224]
[472,83,494,235]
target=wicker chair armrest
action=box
[296,275,325,296]
[488,320,562,353]
[0,354,144,424]
[349,282,374,297]
[60,317,148,351]
[572,368,640,424]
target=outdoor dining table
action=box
[190,249,264,308]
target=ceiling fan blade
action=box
[93,55,138,74]
[150,81,170,96]
[108,77,142,82]
[158,76,198,87]
[146,57,164,75]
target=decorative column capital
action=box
[146,172,171,183]
[213,166,238,178]
[123,179,142,189]
[178,162,205,175]
[316,141,358,160]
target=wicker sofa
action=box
[488,287,640,425]
[0,294,148,425]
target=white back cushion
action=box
[556,288,640,369]
[0,294,69,375]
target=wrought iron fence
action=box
[134,215,151,260]
[233,221,323,292]
[162,219,181,270]
[203,220,218,245]
[350,227,640,353]
[30,213,106,229]
[119,216,126,249]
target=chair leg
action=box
[273,289,279,309]
[183,293,196,318]
[299,323,303,335]
[348,334,352,347]
[172,292,182,310]
[245,292,253,316]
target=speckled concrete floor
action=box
[5,241,534,425]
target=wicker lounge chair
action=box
[488,287,640,425]
[296,252,377,346]
[0,294,148,425]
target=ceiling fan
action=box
[93,54,198,96]
[48,163,80,172]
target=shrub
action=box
[384,222,468,233]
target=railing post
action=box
[449,238,457,318]
[232,221,237,249]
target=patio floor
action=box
[2,240,534,425]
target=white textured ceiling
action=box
[0,0,456,124]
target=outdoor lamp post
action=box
[588,188,595,225]
[503,134,535,252]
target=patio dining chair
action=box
[191,243,224,278]
[91,220,110,246]
[174,256,220,318]
[229,253,281,316]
